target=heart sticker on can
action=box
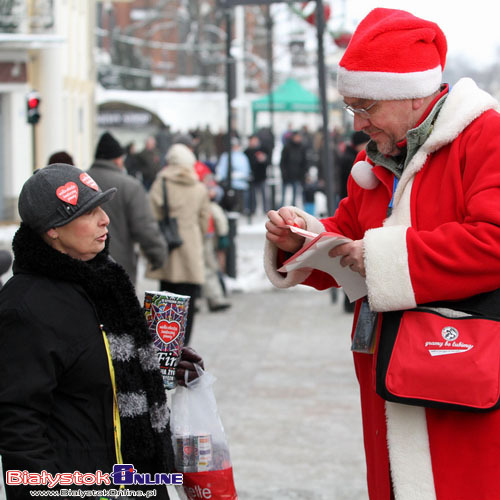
[80,172,99,191]
[56,182,78,205]
[156,320,180,344]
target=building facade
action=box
[0,0,97,221]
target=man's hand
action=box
[329,240,366,277]
[175,346,205,386]
[265,207,306,254]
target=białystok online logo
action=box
[111,465,182,486]
[6,464,183,487]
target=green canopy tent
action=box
[252,77,320,130]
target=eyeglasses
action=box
[344,101,377,119]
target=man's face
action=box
[344,97,416,156]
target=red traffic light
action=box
[26,91,41,125]
[28,97,40,109]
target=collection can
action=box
[144,291,190,390]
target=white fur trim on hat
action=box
[351,161,380,190]
[338,65,442,100]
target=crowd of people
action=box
[120,123,352,221]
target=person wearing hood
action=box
[88,131,167,284]
[147,143,210,346]
[0,163,204,499]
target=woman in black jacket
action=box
[0,163,202,499]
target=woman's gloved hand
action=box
[175,346,205,386]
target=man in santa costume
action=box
[265,8,500,500]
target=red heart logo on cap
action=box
[156,320,180,344]
[56,182,78,205]
[79,172,99,191]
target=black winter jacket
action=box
[279,141,308,183]
[0,225,173,499]
[0,273,115,473]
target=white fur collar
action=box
[391,78,500,218]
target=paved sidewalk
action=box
[184,286,369,500]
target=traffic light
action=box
[26,91,41,125]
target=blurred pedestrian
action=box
[279,130,308,207]
[300,125,315,168]
[214,128,226,160]
[136,136,162,190]
[281,122,293,145]
[245,134,269,215]
[155,123,173,161]
[88,131,167,284]
[203,185,231,312]
[47,150,74,166]
[0,163,204,499]
[198,125,217,163]
[302,168,320,216]
[216,138,251,214]
[256,126,275,163]
[147,144,210,345]
[124,141,141,179]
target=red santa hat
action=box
[337,8,447,100]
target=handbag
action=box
[159,178,183,251]
[375,290,500,412]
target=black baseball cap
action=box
[19,163,117,233]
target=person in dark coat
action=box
[89,131,167,284]
[0,163,203,499]
[135,136,163,191]
[279,130,308,207]
[124,141,142,178]
[244,134,269,214]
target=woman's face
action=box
[46,206,110,261]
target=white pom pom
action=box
[351,161,380,190]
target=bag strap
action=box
[162,178,171,222]
[423,288,500,320]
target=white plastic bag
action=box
[170,368,238,500]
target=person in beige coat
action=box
[147,143,210,345]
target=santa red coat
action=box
[265,78,500,500]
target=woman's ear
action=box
[46,228,59,240]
